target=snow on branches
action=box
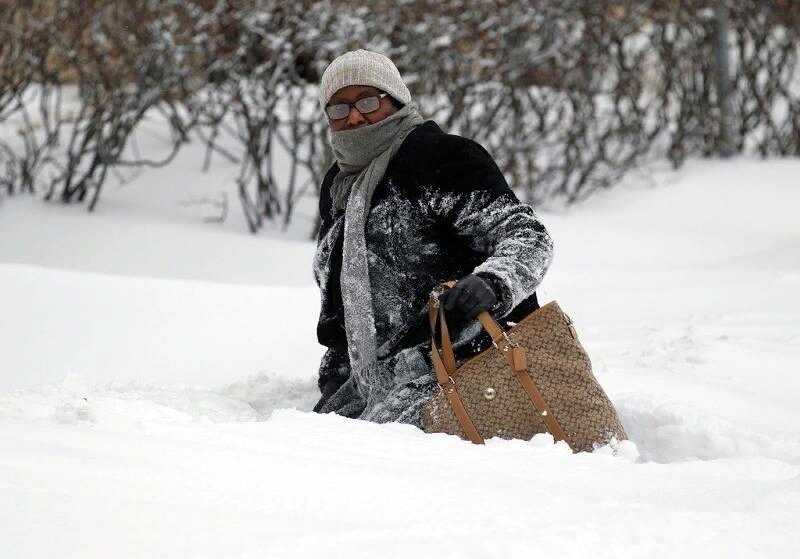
[1,0,798,226]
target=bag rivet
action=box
[484,387,497,400]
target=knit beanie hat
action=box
[318,49,412,109]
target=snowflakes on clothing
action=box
[311,120,554,426]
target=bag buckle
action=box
[430,285,445,308]
[492,331,519,351]
[438,376,456,394]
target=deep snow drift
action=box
[1,156,799,558]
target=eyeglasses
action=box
[325,92,388,120]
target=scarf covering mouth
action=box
[328,102,425,405]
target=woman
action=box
[311,49,554,427]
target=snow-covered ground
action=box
[1,151,799,557]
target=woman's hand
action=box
[437,274,497,320]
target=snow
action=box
[2,411,796,558]
[0,262,321,391]
[2,151,800,557]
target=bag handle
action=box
[428,292,484,444]
[429,280,571,447]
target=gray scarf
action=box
[328,102,424,402]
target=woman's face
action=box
[326,85,398,131]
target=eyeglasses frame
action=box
[325,92,389,121]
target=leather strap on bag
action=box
[431,280,572,448]
[428,301,484,444]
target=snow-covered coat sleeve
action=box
[425,138,554,318]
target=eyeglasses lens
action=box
[326,96,381,120]
[326,104,350,120]
[354,96,380,113]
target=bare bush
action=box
[1,0,798,233]
[188,1,341,232]
[0,0,199,208]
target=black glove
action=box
[437,274,498,320]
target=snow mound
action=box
[618,395,800,465]
[0,371,319,428]
[0,262,324,392]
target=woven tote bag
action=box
[420,280,627,452]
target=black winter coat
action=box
[312,120,554,425]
